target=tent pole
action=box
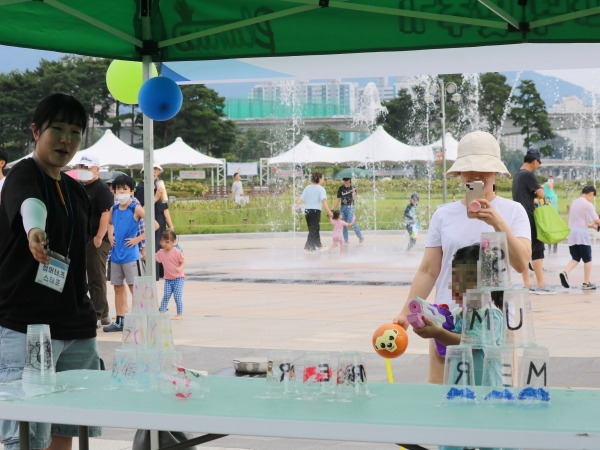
[141,10,156,280]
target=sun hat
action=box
[78,153,100,168]
[446,131,510,178]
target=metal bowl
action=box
[232,357,268,374]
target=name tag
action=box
[35,250,70,293]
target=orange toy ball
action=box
[372,323,408,358]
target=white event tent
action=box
[70,129,144,169]
[267,126,458,168]
[153,137,223,168]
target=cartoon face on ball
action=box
[374,329,398,353]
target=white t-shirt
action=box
[567,196,598,246]
[425,196,530,306]
[231,180,243,201]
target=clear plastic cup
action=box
[302,351,333,398]
[481,346,517,404]
[460,289,503,348]
[502,289,536,347]
[110,348,136,389]
[266,350,297,397]
[135,350,160,391]
[22,324,56,397]
[122,313,148,349]
[132,276,159,313]
[477,232,511,290]
[335,351,369,401]
[443,345,477,404]
[147,314,174,351]
[518,345,551,404]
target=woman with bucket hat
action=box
[394,130,531,383]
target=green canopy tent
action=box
[3,0,600,277]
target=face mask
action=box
[114,194,130,205]
[77,169,94,182]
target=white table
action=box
[1,370,600,449]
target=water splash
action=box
[497,71,522,140]
[353,82,388,132]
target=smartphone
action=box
[465,181,485,212]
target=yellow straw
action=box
[386,358,394,384]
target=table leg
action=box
[150,429,159,450]
[78,425,89,450]
[19,421,30,450]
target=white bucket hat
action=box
[446,131,510,178]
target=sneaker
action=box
[559,272,570,288]
[582,283,597,290]
[318,246,329,252]
[103,322,123,332]
[359,237,365,244]
[533,287,556,295]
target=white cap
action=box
[141,163,163,173]
[78,153,100,168]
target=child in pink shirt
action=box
[329,210,356,254]
[156,230,186,320]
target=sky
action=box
[3,44,600,96]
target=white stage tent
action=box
[153,137,224,168]
[267,127,458,168]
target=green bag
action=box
[534,204,570,244]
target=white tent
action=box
[268,136,344,167]
[70,129,144,169]
[153,137,223,168]
[268,128,457,167]
[344,126,428,164]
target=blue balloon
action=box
[138,76,183,121]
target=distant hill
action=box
[502,71,595,107]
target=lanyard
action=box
[33,161,74,259]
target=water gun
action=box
[407,297,447,329]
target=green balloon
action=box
[106,60,158,105]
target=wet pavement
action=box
[82,230,600,449]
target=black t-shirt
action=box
[512,169,540,216]
[0,158,96,339]
[83,178,113,239]
[134,180,168,229]
[337,184,356,206]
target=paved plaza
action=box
[82,230,599,449]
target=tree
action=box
[152,85,236,157]
[304,126,342,147]
[378,88,419,144]
[478,72,513,136]
[509,79,556,155]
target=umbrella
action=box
[333,168,373,180]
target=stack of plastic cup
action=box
[22,324,56,397]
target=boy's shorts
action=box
[111,260,144,285]
[569,244,592,263]
[0,327,102,449]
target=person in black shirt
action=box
[332,177,364,245]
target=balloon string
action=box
[386,358,393,384]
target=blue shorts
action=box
[0,326,102,449]
[569,244,592,263]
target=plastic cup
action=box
[22,324,56,397]
[460,289,503,348]
[110,348,136,389]
[335,351,369,401]
[135,350,160,391]
[518,345,551,404]
[147,314,174,351]
[443,345,477,404]
[302,351,333,398]
[158,350,184,397]
[132,276,159,314]
[477,232,511,290]
[502,289,536,347]
[266,350,297,397]
[481,346,517,404]
[122,313,148,349]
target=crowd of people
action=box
[0,93,599,449]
